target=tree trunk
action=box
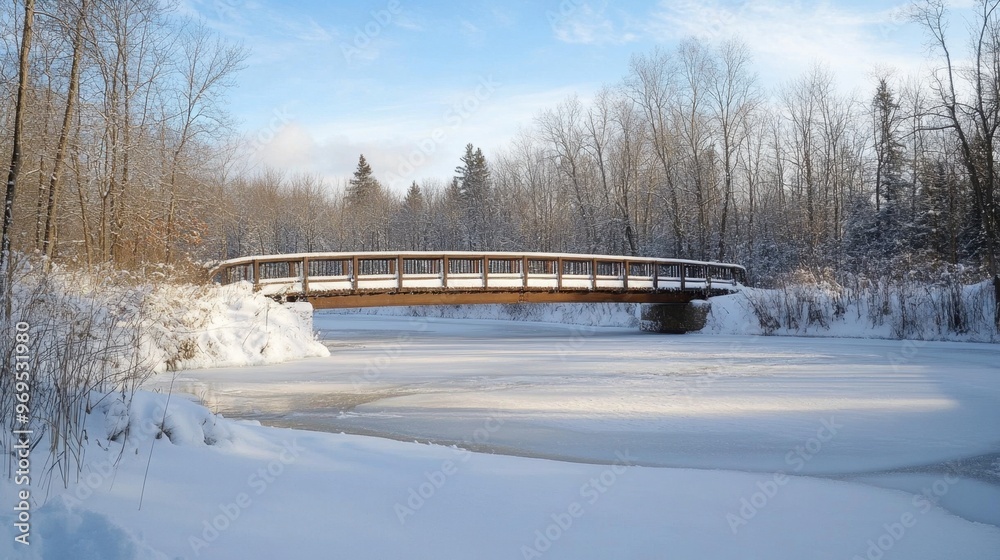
[1,0,36,283]
[43,0,88,262]
[994,274,1000,332]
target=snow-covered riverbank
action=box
[7,313,997,559]
[3,270,999,559]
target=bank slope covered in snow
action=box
[4,266,998,559]
[2,389,998,560]
[5,264,328,376]
[1,265,328,559]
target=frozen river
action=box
[164,312,1000,527]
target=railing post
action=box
[522,256,529,289]
[442,256,449,288]
[623,260,629,290]
[680,264,686,291]
[302,257,310,297]
[351,256,359,291]
[591,258,597,290]
[482,255,489,289]
[557,257,563,291]
[653,261,659,291]
[397,255,403,291]
[252,260,260,291]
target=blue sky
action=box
[182,0,936,191]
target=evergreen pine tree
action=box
[404,181,424,211]
[454,144,492,249]
[347,154,378,207]
[344,154,390,250]
[871,81,912,259]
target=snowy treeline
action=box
[212,20,1000,292]
[1,3,999,291]
[0,0,247,268]
[2,0,1000,338]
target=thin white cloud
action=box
[282,17,335,43]
[392,13,425,31]
[645,0,925,91]
[551,2,638,45]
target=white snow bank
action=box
[0,499,169,560]
[704,280,998,342]
[6,261,329,375]
[92,390,237,448]
[136,281,329,372]
[3,389,997,560]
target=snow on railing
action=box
[208,251,746,299]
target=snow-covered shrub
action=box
[728,265,998,342]
[0,256,327,489]
[0,256,154,488]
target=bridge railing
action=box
[208,251,746,298]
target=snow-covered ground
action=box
[6,312,995,559]
[4,299,1000,559]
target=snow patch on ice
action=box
[90,391,237,447]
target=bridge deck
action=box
[208,251,746,309]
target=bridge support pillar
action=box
[640,301,710,334]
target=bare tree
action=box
[911,0,1000,277]
[626,47,685,256]
[708,39,760,261]
[162,23,246,263]
[42,0,89,261]
[2,0,35,287]
[536,96,600,252]
[674,39,716,259]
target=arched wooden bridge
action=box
[208,251,746,309]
